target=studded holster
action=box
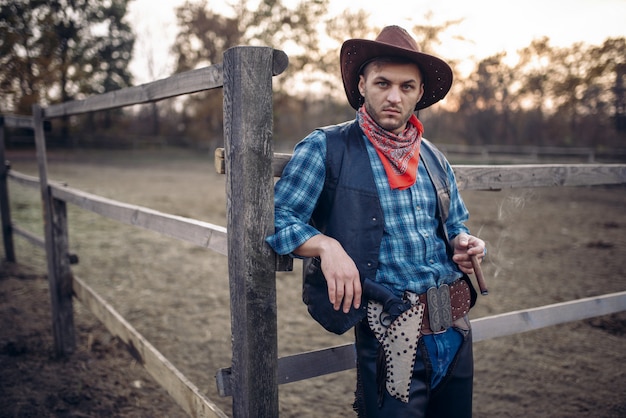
[367,291,424,403]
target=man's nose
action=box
[387,86,402,103]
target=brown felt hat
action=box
[340,25,453,111]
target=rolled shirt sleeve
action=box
[266,130,327,255]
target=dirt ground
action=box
[1,149,625,417]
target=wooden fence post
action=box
[0,116,16,262]
[33,104,76,356]
[223,46,279,417]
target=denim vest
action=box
[302,120,453,334]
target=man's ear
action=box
[417,83,425,102]
[358,75,366,97]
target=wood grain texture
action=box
[223,46,279,417]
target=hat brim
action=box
[340,39,453,110]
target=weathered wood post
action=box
[0,116,16,262]
[222,46,288,417]
[33,104,75,356]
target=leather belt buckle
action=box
[427,284,453,333]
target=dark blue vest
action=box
[302,120,454,334]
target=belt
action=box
[418,278,472,334]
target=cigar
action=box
[470,255,488,295]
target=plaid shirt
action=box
[267,127,470,296]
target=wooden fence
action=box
[1,45,626,417]
[436,143,626,163]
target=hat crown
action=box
[375,25,421,54]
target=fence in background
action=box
[2,46,626,417]
[437,143,626,163]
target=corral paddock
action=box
[1,148,625,417]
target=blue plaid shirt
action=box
[267,127,470,297]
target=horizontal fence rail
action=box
[7,170,44,188]
[43,49,288,118]
[453,164,626,190]
[7,169,228,255]
[50,184,228,255]
[438,143,626,162]
[11,224,45,249]
[44,65,223,118]
[440,143,598,158]
[1,114,35,130]
[441,143,603,155]
[0,114,52,133]
[216,290,626,396]
[215,148,626,190]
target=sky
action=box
[127,0,626,84]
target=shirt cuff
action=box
[266,224,321,256]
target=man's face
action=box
[358,61,424,135]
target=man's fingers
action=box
[353,279,362,310]
[342,285,353,313]
[326,280,337,307]
[327,276,362,312]
[335,285,345,311]
[335,285,347,311]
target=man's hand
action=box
[294,235,362,313]
[451,233,486,275]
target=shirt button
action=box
[367,262,372,267]
[429,259,435,264]
[372,217,377,221]
[416,206,421,211]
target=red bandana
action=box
[357,107,424,190]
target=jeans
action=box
[423,329,463,388]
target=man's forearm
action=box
[293,234,339,258]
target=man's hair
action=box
[359,56,423,79]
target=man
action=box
[267,25,485,417]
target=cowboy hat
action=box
[340,25,453,111]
